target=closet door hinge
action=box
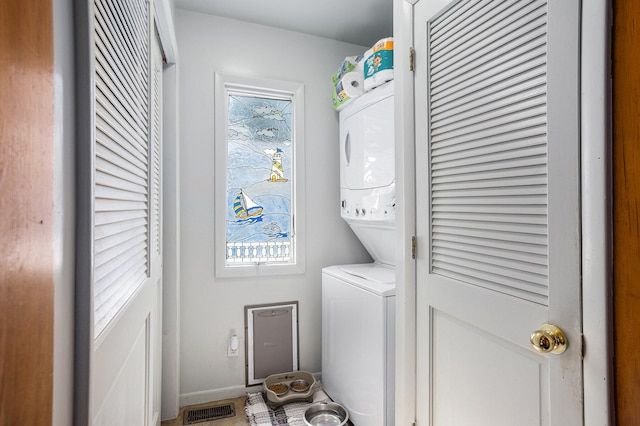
[409,47,415,72]
[411,236,417,259]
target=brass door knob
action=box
[530,324,568,354]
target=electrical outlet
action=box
[227,335,239,358]
[227,345,239,357]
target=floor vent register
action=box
[183,403,236,424]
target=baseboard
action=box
[179,372,322,408]
[179,384,261,407]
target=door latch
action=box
[411,236,417,259]
[409,47,415,72]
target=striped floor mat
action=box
[245,389,330,426]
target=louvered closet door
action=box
[413,1,582,425]
[89,0,163,424]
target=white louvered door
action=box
[414,1,582,425]
[90,0,163,423]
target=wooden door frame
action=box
[0,0,54,424]
[613,0,640,424]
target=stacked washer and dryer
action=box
[322,80,395,426]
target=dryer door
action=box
[340,94,394,191]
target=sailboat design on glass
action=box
[233,189,264,221]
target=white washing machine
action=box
[322,264,395,426]
[322,80,396,425]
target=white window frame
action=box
[214,73,305,278]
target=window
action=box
[214,74,305,277]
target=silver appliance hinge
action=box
[411,236,417,259]
[409,47,415,72]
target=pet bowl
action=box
[303,402,349,426]
[266,382,288,397]
[263,371,316,408]
[289,379,310,393]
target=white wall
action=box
[53,0,76,424]
[175,9,372,404]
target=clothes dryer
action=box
[339,80,395,266]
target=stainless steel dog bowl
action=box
[289,379,310,393]
[303,402,349,426]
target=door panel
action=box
[94,320,148,426]
[432,310,547,426]
[91,31,163,423]
[79,1,164,422]
[414,1,583,425]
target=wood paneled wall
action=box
[613,0,640,424]
[0,0,54,424]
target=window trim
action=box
[214,73,305,278]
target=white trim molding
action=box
[393,0,417,425]
[153,0,178,64]
[581,0,613,424]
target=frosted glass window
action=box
[214,74,305,277]
[226,94,293,264]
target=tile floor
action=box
[161,396,250,426]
